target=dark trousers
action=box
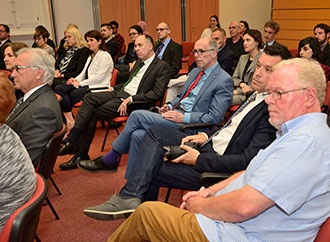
[120,124,216,201]
[55,84,89,112]
[75,90,129,156]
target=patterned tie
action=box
[120,62,145,91]
[155,43,164,57]
[7,97,24,121]
[173,71,205,110]
[201,92,257,147]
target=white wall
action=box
[52,0,95,46]
[219,0,272,35]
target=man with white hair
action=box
[6,48,62,167]
[108,58,330,242]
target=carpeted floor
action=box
[36,123,182,242]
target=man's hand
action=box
[181,133,207,145]
[117,97,131,116]
[180,186,214,209]
[240,83,253,94]
[158,104,170,113]
[161,110,184,122]
[171,143,200,166]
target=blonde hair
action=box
[64,27,87,50]
[274,58,326,104]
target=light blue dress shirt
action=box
[196,113,330,242]
[156,38,171,60]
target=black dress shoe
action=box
[77,156,119,173]
[58,142,78,156]
[59,155,83,170]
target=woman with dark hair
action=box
[32,25,56,50]
[200,15,220,38]
[232,29,263,105]
[55,30,113,137]
[240,20,250,36]
[33,29,55,57]
[115,25,143,74]
[53,27,89,88]
[0,75,36,232]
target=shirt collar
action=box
[23,84,47,102]
[161,38,171,47]
[143,54,155,66]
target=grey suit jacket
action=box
[6,85,63,167]
[233,51,262,95]
[168,64,233,124]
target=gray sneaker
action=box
[83,194,141,221]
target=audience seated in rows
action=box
[55,30,113,138]
[3,42,28,99]
[115,25,143,74]
[53,27,89,88]
[232,29,263,105]
[200,15,220,39]
[100,23,118,61]
[77,37,234,177]
[81,45,291,221]
[0,75,36,233]
[33,28,55,57]
[0,24,11,70]
[226,20,246,68]
[5,48,62,167]
[314,23,330,67]
[32,25,56,50]
[154,22,183,78]
[58,34,171,170]
[108,58,330,242]
[56,23,79,59]
[263,20,286,49]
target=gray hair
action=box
[208,38,218,51]
[16,48,55,85]
[273,58,326,104]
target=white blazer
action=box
[75,49,113,89]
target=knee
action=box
[134,201,159,217]
[131,129,145,143]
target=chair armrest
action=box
[127,100,155,114]
[200,172,231,187]
[179,123,213,132]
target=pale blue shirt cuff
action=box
[183,113,191,123]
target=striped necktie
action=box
[201,92,257,147]
[7,97,24,121]
[120,62,145,91]
[155,43,164,57]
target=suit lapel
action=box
[246,51,261,73]
[162,40,172,59]
[6,85,50,123]
[136,57,158,91]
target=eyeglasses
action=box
[128,32,139,37]
[0,30,7,33]
[14,65,38,72]
[156,28,168,32]
[262,87,308,100]
[191,49,215,55]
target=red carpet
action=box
[36,123,182,242]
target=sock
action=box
[103,149,121,165]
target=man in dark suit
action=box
[263,20,287,50]
[6,48,63,167]
[314,23,330,67]
[154,22,183,78]
[82,44,292,221]
[100,23,118,62]
[58,35,171,170]
[0,24,11,70]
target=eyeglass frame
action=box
[128,32,139,37]
[191,49,216,56]
[262,87,308,100]
[13,65,39,72]
[156,28,169,32]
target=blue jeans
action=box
[111,110,182,178]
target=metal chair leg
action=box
[101,125,111,151]
[49,175,62,195]
[164,188,172,203]
[35,234,41,242]
[45,196,59,220]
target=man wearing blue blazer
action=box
[78,37,233,176]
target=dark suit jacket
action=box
[320,43,330,67]
[55,47,90,80]
[105,38,119,61]
[6,85,63,167]
[154,39,183,78]
[0,39,11,70]
[114,57,171,102]
[195,101,277,173]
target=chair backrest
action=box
[0,174,48,242]
[314,216,330,242]
[111,68,119,87]
[36,124,66,179]
[289,48,298,58]
[181,41,195,57]
[187,51,195,67]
